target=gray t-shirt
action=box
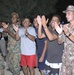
[47,27,64,63]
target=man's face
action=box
[50,16,60,28]
[66,11,74,22]
[22,18,31,27]
[33,18,38,28]
[11,15,17,23]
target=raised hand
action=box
[12,24,18,32]
[25,27,28,34]
[2,22,9,29]
[37,15,42,26]
[63,25,69,35]
[42,15,48,27]
[55,22,63,34]
[2,22,10,32]
[3,27,10,33]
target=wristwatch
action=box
[66,33,71,37]
[25,33,29,37]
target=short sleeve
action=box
[19,28,25,37]
[28,27,37,38]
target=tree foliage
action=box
[0,0,58,22]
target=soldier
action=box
[2,12,21,75]
[0,53,4,75]
[54,5,74,75]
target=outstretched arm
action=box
[42,15,57,41]
[37,15,46,38]
[39,40,48,62]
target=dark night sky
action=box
[56,0,74,23]
[56,0,74,12]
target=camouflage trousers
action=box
[60,50,74,75]
[0,54,5,75]
[6,51,21,75]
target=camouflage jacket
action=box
[7,24,21,53]
[60,24,74,65]
[61,24,74,51]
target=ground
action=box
[4,62,40,75]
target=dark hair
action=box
[22,16,32,23]
[52,14,61,22]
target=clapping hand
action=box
[54,22,63,34]
[37,15,48,27]
[2,22,10,32]
[12,24,18,32]
[42,15,49,27]
[2,22,9,29]
[37,15,42,26]
[63,25,69,35]
[25,27,28,35]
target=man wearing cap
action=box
[54,5,74,75]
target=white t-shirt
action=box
[45,60,62,69]
[19,27,36,55]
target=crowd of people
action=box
[0,5,74,75]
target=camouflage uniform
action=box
[0,54,4,75]
[59,24,74,75]
[6,25,21,75]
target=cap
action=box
[63,5,74,13]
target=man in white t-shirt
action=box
[13,17,37,75]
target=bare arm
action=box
[26,33,36,41]
[38,24,46,38]
[37,15,46,38]
[39,40,48,62]
[42,15,57,41]
[25,28,35,41]
[43,26,57,41]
